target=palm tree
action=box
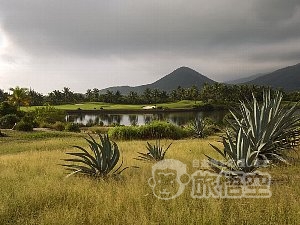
[8,86,30,109]
[128,91,139,104]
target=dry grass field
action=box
[0,130,299,224]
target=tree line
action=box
[1,83,299,107]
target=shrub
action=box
[139,121,189,139]
[62,134,128,179]
[65,123,81,132]
[0,101,18,117]
[34,106,66,124]
[52,121,65,131]
[84,126,110,134]
[108,126,138,140]
[15,121,33,132]
[109,121,191,140]
[193,103,214,111]
[204,125,221,136]
[14,113,37,132]
[23,113,39,127]
[0,114,20,129]
[39,122,52,128]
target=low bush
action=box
[39,122,52,128]
[65,123,81,132]
[0,101,19,117]
[109,121,191,140]
[15,121,33,132]
[14,113,37,132]
[86,126,111,134]
[193,103,214,111]
[22,113,39,128]
[204,124,222,136]
[52,121,65,131]
[34,106,66,124]
[0,114,20,129]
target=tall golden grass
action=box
[0,131,299,224]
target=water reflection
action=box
[66,111,228,126]
[128,115,138,126]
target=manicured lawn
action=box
[0,130,299,224]
[21,100,202,111]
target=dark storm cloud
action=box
[0,0,300,92]
[0,0,299,58]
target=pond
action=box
[66,110,229,126]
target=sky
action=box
[0,0,300,94]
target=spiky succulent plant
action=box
[62,134,128,178]
[135,140,172,162]
[207,90,300,174]
[190,117,206,138]
[206,128,263,174]
[228,90,300,162]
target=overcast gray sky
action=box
[0,0,300,93]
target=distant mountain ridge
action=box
[100,67,215,94]
[226,73,266,84]
[245,63,300,91]
[100,63,300,94]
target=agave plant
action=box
[135,140,172,162]
[190,117,206,138]
[206,128,263,174]
[228,90,300,163]
[62,134,128,178]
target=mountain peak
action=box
[172,66,200,74]
[150,66,215,91]
[100,66,215,94]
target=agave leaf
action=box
[209,143,226,158]
[205,154,233,170]
[65,151,98,167]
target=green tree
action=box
[189,85,199,104]
[28,89,44,106]
[8,86,30,109]
[143,88,153,104]
[128,91,139,104]
[0,89,8,102]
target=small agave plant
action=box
[62,134,128,179]
[190,117,206,138]
[135,140,172,162]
